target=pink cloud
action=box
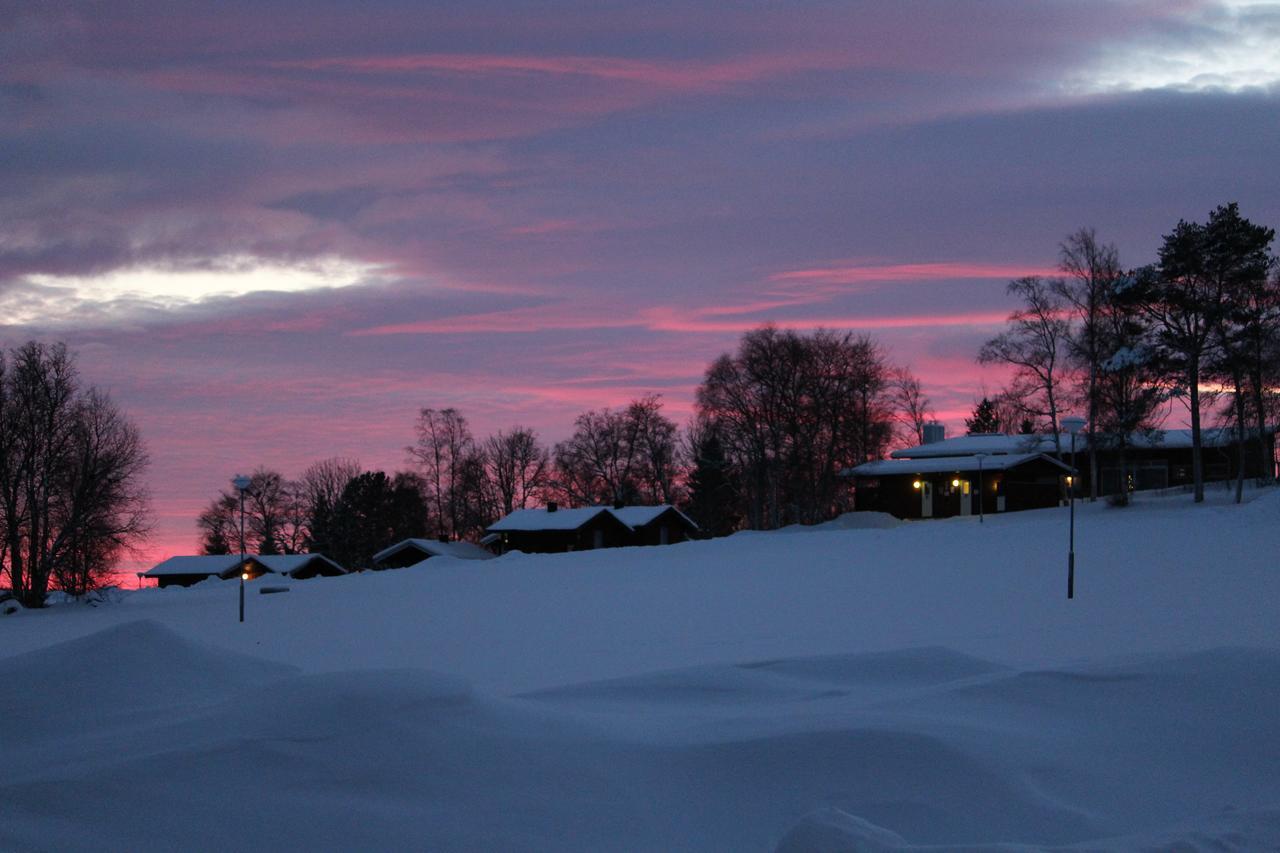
[769,261,1060,285]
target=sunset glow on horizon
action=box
[3,0,1278,570]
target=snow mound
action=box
[775,808,909,852]
[527,647,1006,709]
[738,511,903,536]
[740,646,1005,686]
[0,619,296,733]
[774,805,1280,851]
[524,662,838,707]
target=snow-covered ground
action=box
[2,487,1279,850]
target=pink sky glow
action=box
[2,0,1277,575]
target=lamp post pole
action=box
[233,474,252,623]
[1061,417,1086,599]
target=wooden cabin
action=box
[371,538,495,569]
[142,554,345,588]
[486,504,634,554]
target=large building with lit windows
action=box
[844,427,1276,520]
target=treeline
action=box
[202,328,924,566]
[0,342,151,607]
[978,203,1278,504]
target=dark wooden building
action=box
[847,453,1072,520]
[609,505,700,546]
[142,554,346,588]
[485,503,699,554]
[845,426,1277,520]
[486,505,635,554]
[371,538,494,569]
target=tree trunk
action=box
[1250,365,1273,485]
[1234,370,1246,505]
[1087,363,1099,501]
[1189,355,1204,503]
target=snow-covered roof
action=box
[143,555,242,578]
[891,427,1259,460]
[256,554,347,576]
[609,505,699,530]
[846,453,1072,478]
[890,434,1054,459]
[488,506,616,532]
[371,538,494,563]
[488,504,698,533]
[143,553,345,579]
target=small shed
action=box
[486,505,633,554]
[371,538,495,569]
[610,505,699,546]
[142,553,345,588]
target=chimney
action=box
[922,421,946,444]
[613,499,625,510]
[438,534,449,543]
[547,501,558,513]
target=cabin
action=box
[142,554,346,588]
[486,504,635,554]
[609,505,699,546]
[485,503,700,553]
[371,538,495,569]
[844,425,1277,520]
[847,453,1072,519]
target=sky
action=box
[3,0,1279,568]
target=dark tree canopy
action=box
[0,342,151,605]
[684,426,740,537]
[696,326,893,528]
[325,471,429,571]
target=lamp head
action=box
[912,480,921,490]
[1062,416,1087,435]
[232,474,252,492]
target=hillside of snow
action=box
[2,488,1279,850]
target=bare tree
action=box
[298,456,362,552]
[197,467,301,556]
[198,493,239,555]
[0,342,151,606]
[484,427,550,516]
[1056,228,1121,499]
[889,366,932,447]
[696,326,893,528]
[979,276,1070,455]
[553,396,679,507]
[626,395,682,505]
[407,408,476,539]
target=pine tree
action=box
[965,398,1003,434]
[685,431,739,537]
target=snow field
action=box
[1,487,1279,849]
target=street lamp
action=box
[232,473,252,623]
[1061,416,1087,599]
[975,453,988,524]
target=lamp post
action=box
[232,473,252,623]
[975,453,987,524]
[1061,416,1087,599]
